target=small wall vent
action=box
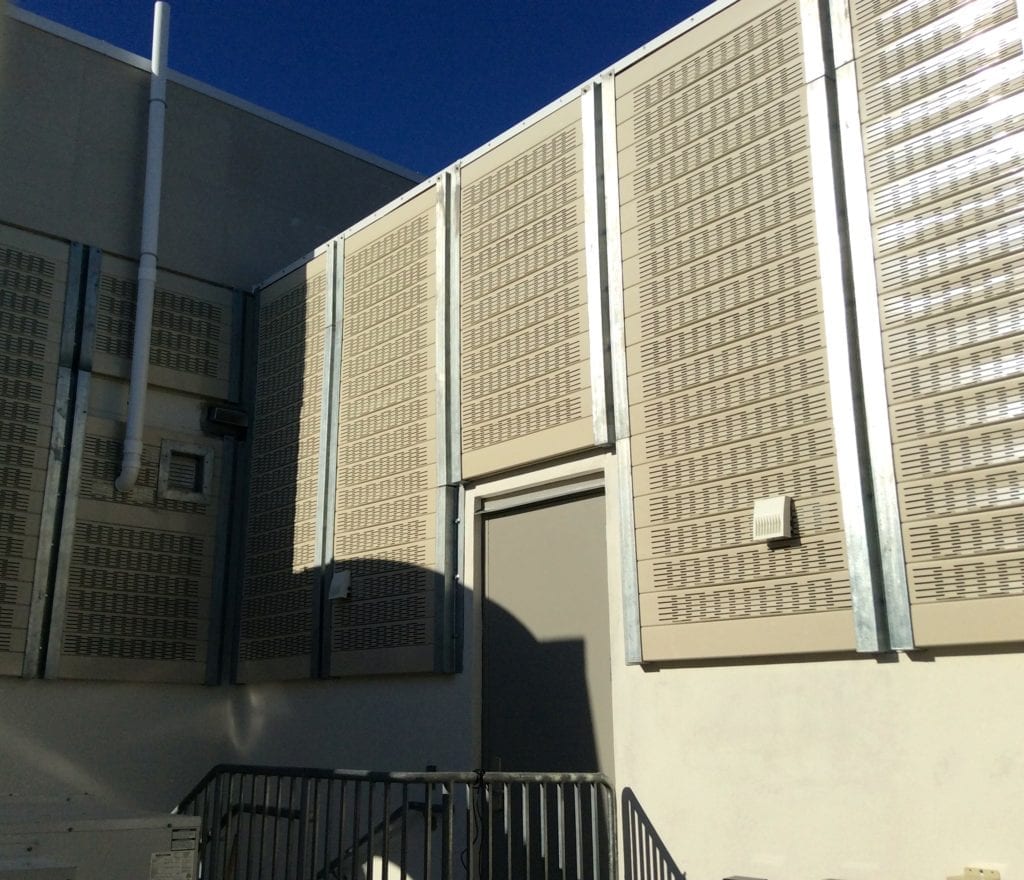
[158,441,212,504]
[752,495,792,542]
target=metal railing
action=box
[176,764,617,880]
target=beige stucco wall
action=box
[0,675,474,813]
[608,595,1024,879]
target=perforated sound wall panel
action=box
[0,226,67,676]
[459,100,593,477]
[238,257,328,681]
[849,0,1024,644]
[616,0,856,661]
[56,417,217,682]
[93,254,233,400]
[332,189,439,676]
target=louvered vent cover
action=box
[459,100,593,477]
[57,418,216,682]
[0,226,66,676]
[850,0,1024,644]
[238,258,328,681]
[93,254,233,399]
[616,0,856,661]
[333,189,439,676]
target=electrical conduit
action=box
[116,1,170,492]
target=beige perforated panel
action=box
[850,0,1024,644]
[617,0,856,661]
[93,254,233,400]
[238,257,327,681]
[459,100,593,477]
[57,417,217,683]
[332,190,438,676]
[0,226,67,677]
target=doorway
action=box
[480,488,614,776]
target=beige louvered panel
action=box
[333,189,438,676]
[0,226,67,676]
[850,0,1024,644]
[93,254,234,400]
[617,0,856,661]
[460,100,593,477]
[238,257,327,681]
[57,417,216,682]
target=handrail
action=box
[176,763,617,880]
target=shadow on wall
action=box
[480,583,600,773]
[622,787,687,880]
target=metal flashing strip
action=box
[435,174,452,489]
[42,244,101,679]
[828,0,855,67]
[832,55,915,647]
[434,484,461,673]
[43,370,91,680]
[802,3,887,652]
[8,6,422,183]
[223,295,259,684]
[448,168,464,485]
[582,85,612,448]
[22,243,86,677]
[316,238,344,677]
[478,475,606,515]
[800,0,829,81]
[600,73,642,665]
[434,175,461,674]
[205,437,234,684]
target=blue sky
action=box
[12,0,704,175]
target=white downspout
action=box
[116,1,170,492]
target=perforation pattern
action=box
[333,190,438,675]
[94,273,229,384]
[239,268,327,672]
[0,232,63,675]
[59,419,216,681]
[460,100,591,475]
[851,0,1024,636]
[618,0,852,658]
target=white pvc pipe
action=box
[116,2,170,492]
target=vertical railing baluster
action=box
[539,782,548,880]
[465,782,477,880]
[443,779,454,880]
[523,782,531,880]
[284,775,295,876]
[367,779,377,880]
[573,783,583,880]
[400,782,409,880]
[350,780,362,880]
[423,780,433,880]
[320,778,334,879]
[557,783,566,880]
[589,785,599,880]
[308,777,321,880]
[504,783,511,880]
[381,781,391,880]
[257,774,272,880]
[339,778,352,880]
[486,781,494,880]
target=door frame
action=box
[461,450,626,771]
